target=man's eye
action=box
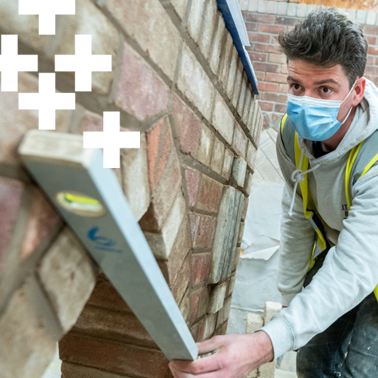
[292,84,301,90]
[321,87,331,94]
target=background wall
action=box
[241,0,378,129]
[0,0,263,377]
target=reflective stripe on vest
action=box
[281,114,378,300]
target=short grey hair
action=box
[278,7,368,88]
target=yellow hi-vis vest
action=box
[280,114,378,300]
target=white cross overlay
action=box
[19,0,76,35]
[19,73,76,130]
[0,35,38,92]
[83,112,140,169]
[55,35,112,92]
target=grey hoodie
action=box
[261,79,378,359]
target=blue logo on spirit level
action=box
[88,227,122,253]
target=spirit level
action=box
[19,130,198,361]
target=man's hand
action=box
[169,331,274,378]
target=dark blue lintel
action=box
[216,0,259,95]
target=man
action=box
[170,7,378,377]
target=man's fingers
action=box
[170,352,222,375]
[169,362,220,378]
[197,336,223,355]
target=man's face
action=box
[287,60,358,123]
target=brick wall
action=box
[0,0,263,377]
[240,0,378,129]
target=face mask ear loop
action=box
[339,81,357,125]
[289,148,305,217]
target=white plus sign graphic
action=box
[19,73,76,130]
[0,35,38,92]
[19,0,75,35]
[83,112,140,169]
[55,35,112,92]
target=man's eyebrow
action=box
[287,76,301,84]
[313,79,340,86]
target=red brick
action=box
[365,65,378,76]
[365,25,378,36]
[73,305,156,349]
[139,148,181,232]
[258,101,274,111]
[275,103,288,113]
[246,14,275,23]
[252,62,279,73]
[171,95,201,158]
[146,119,172,191]
[0,178,24,272]
[269,54,287,64]
[263,114,270,129]
[195,216,217,249]
[278,84,289,93]
[189,212,201,245]
[254,43,280,54]
[20,187,61,259]
[275,17,299,26]
[258,82,279,92]
[232,123,248,158]
[115,43,169,121]
[192,253,212,285]
[190,287,210,323]
[248,32,270,43]
[255,71,265,81]
[185,167,200,207]
[266,72,288,83]
[87,274,132,313]
[171,256,190,304]
[368,46,378,55]
[245,21,258,31]
[59,333,171,378]
[262,92,288,103]
[258,24,285,34]
[367,36,377,45]
[196,176,223,214]
[248,52,267,62]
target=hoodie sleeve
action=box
[275,131,316,306]
[262,163,378,360]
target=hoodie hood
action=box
[297,78,378,166]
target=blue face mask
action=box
[287,83,356,142]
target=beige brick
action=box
[245,313,263,334]
[55,0,118,94]
[144,191,186,259]
[105,0,180,82]
[0,279,57,378]
[178,44,214,121]
[187,0,206,44]
[222,148,234,179]
[198,124,214,167]
[241,196,249,221]
[212,93,235,144]
[232,123,248,158]
[0,0,47,53]
[169,0,189,19]
[216,297,232,327]
[243,89,253,125]
[122,133,150,222]
[232,157,247,187]
[198,313,217,341]
[207,281,228,314]
[237,73,248,118]
[38,228,96,332]
[209,14,226,75]
[226,46,239,100]
[199,0,218,58]
[246,370,258,378]
[232,61,244,109]
[219,33,234,88]
[260,361,277,378]
[238,222,245,244]
[264,301,282,325]
[210,137,225,175]
[246,141,258,170]
[228,273,236,296]
[246,172,253,196]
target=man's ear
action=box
[352,77,366,106]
